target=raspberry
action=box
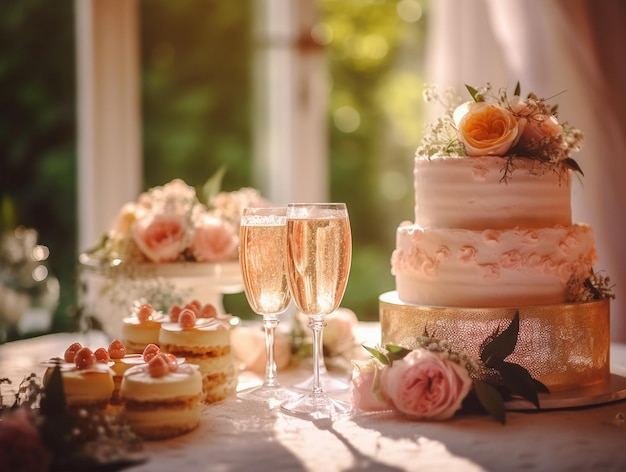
[74,347,96,370]
[179,308,197,329]
[64,342,83,363]
[94,347,110,363]
[137,303,153,323]
[108,339,127,359]
[142,343,160,362]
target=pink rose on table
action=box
[230,325,292,374]
[131,212,189,262]
[307,308,358,357]
[0,407,50,472]
[380,348,472,420]
[189,214,238,262]
[453,101,525,157]
[351,361,390,412]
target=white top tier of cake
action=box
[414,155,571,230]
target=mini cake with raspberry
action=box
[44,343,115,411]
[105,339,145,404]
[120,352,203,440]
[159,303,237,403]
[121,302,171,354]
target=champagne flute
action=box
[281,203,353,419]
[238,207,296,404]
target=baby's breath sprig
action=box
[568,271,616,302]
[413,331,480,375]
[417,85,465,160]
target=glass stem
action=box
[262,315,279,387]
[308,315,327,395]
[317,334,328,376]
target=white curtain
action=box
[425,0,626,341]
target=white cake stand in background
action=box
[78,255,243,340]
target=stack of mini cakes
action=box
[159,303,238,403]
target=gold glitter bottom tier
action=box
[379,291,610,392]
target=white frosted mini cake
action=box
[121,302,170,354]
[121,353,202,440]
[159,306,237,403]
[44,343,115,411]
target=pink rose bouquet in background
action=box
[418,82,584,181]
[86,175,270,266]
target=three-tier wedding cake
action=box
[380,83,614,392]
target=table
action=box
[2,328,626,472]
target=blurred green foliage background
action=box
[1,0,427,339]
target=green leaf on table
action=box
[480,312,520,367]
[474,379,506,424]
[498,361,544,409]
[362,345,390,365]
[384,344,412,363]
[513,81,521,97]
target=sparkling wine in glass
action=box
[280,203,353,419]
[238,207,296,405]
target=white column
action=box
[75,0,142,253]
[253,0,328,205]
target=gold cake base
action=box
[379,291,610,392]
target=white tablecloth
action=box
[1,328,626,472]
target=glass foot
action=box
[238,384,300,408]
[280,391,352,420]
[291,373,350,393]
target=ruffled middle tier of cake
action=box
[414,155,571,229]
[392,222,597,307]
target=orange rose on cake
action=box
[453,101,525,157]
